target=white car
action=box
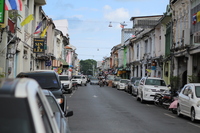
[112,77,121,88]
[177,83,200,122]
[59,75,73,93]
[71,75,87,86]
[137,77,169,103]
[117,79,130,90]
[0,78,60,133]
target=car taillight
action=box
[56,98,64,104]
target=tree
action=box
[80,59,97,76]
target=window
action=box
[36,94,53,133]
[195,86,200,98]
[145,79,166,86]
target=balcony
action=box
[35,0,46,6]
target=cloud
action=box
[103,5,130,22]
[75,7,98,12]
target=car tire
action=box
[140,92,145,103]
[177,104,182,117]
[191,108,196,122]
[85,83,87,86]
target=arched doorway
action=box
[182,70,187,88]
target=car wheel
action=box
[136,93,140,101]
[140,93,144,103]
[191,108,196,122]
[85,83,87,86]
[177,104,182,117]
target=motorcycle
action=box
[99,80,104,87]
[169,97,178,114]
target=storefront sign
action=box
[0,0,4,23]
[33,38,45,53]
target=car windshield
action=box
[59,76,69,81]
[0,97,35,133]
[18,73,60,89]
[120,80,128,83]
[145,79,166,86]
[114,78,121,81]
[91,78,98,80]
[135,81,140,86]
[72,76,81,79]
[195,86,200,98]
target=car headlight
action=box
[144,88,152,92]
[56,98,64,104]
[197,101,200,107]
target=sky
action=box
[43,0,169,61]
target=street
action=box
[66,84,200,133]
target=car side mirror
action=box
[64,110,73,117]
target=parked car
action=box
[117,79,130,90]
[132,80,140,96]
[137,77,169,103]
[127,77,141,94]
[43,90,73,133]
[177,83,200,122]
[112,76,121,88]
[16,70,67,112]
[0,78,60,133]
[71,75,87,86]
[125,80,131,92]
[90,77,99,85]
[59,75,73,94]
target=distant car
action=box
[125,80,131,92]
[90,77,99,85]
[177,83,200,122]
[117,79,130,90]
[59,75,73,93]
[132,80,140,96]
[127,77,141,94]
[71,75,87,86]
[0,78,60,133]
[43,90,73,133]
[112,77,121,88]
[137,77,169,103]
[105,75,115,86]
[16,70,67,112]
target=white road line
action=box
[188,122,200,128]
[164,113,176,118]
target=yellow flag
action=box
[146,69,151,73]
[40,26,49,37]
[20,14,34,27]
[197,11,200,22]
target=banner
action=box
[33,38,45,53]
[0,0,5,23]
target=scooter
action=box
[168,94,179,114]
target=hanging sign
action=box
[33,38,45,53]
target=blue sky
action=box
[43,0,169,61]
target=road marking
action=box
[93,95,98,98]
[188,122,200,128]
[69,91,75,97]
[164,113,176,118]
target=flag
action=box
[193,13,197,25]
[20,14,34,27]
[34,21,42,34]
[197,11,200,23]
[40,26,48,37]
[5,0,22,11]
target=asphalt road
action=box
[66,84,200,133]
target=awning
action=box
[59,59,68,65]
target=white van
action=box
[71,75,87,86]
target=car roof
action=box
[0,78,41,97]
[144,77,163,80]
